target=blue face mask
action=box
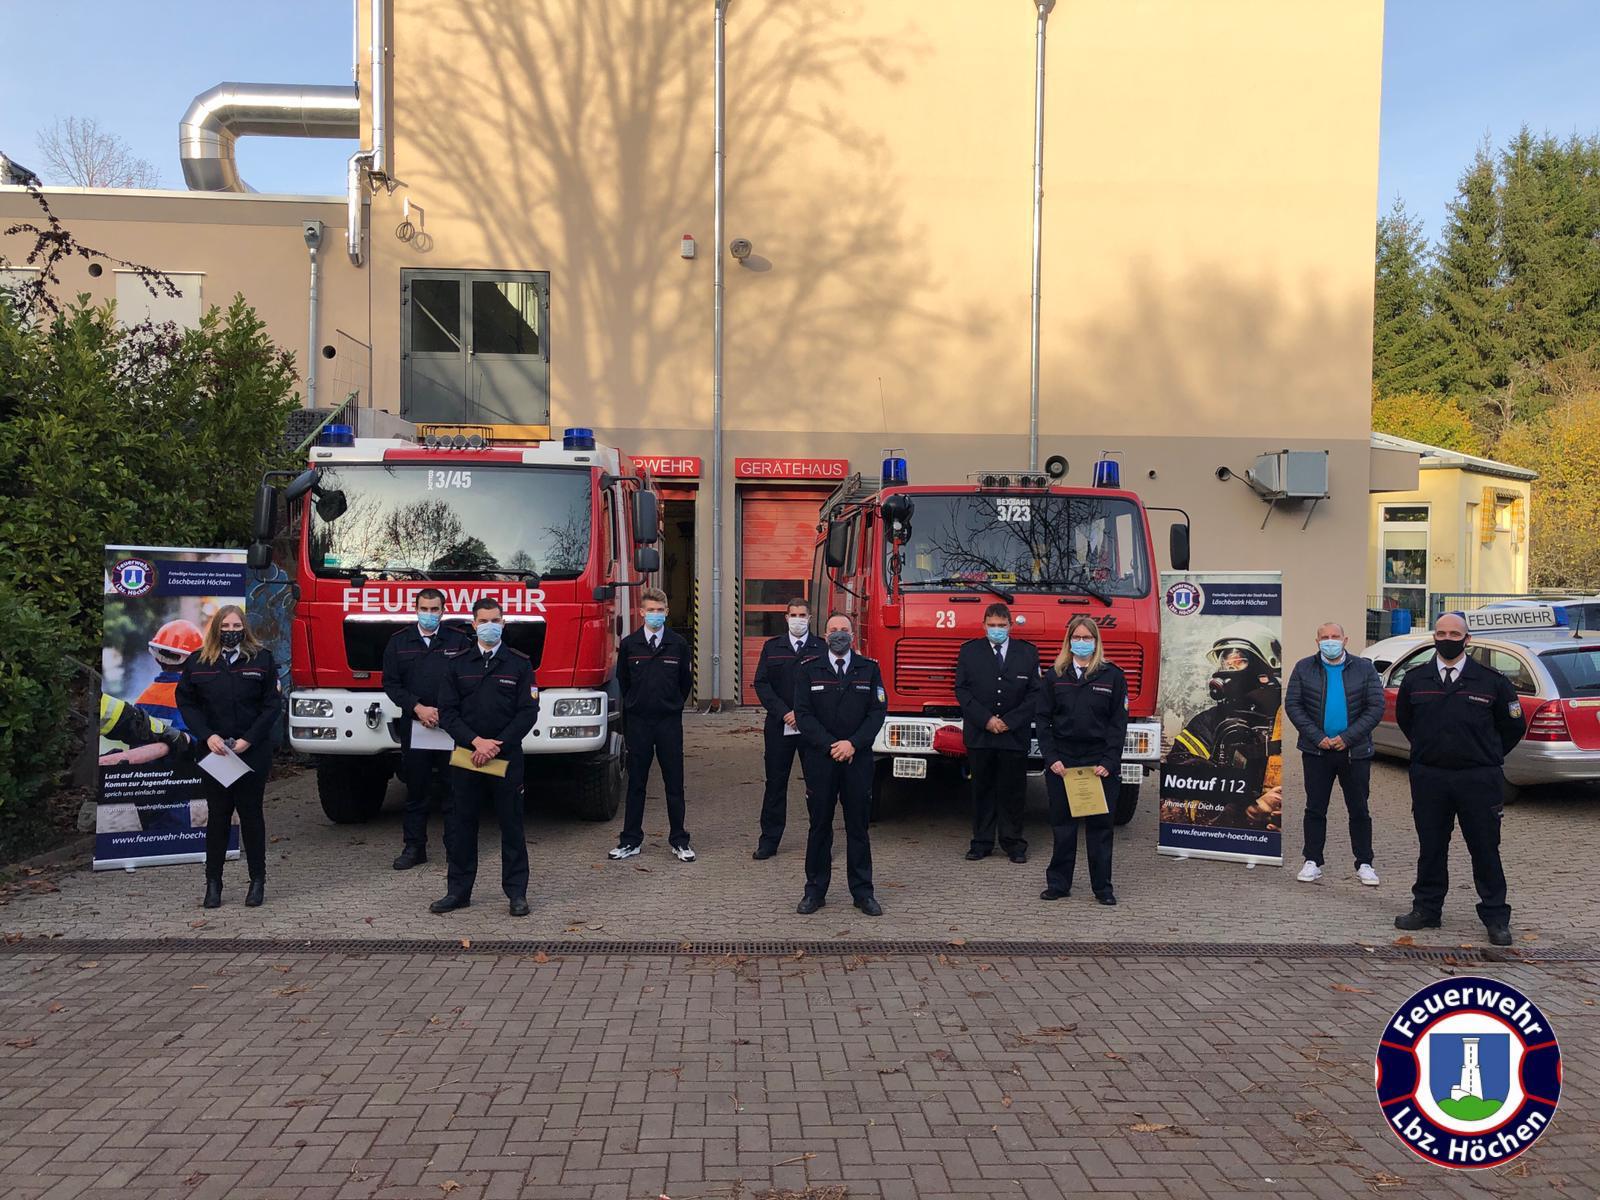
[643,611,667,631]
[417,611,442,633]
[476,621,503,646]
[1069,639,1095,659]
[1319,638,1345,661]
[985,625,1008,645]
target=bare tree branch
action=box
[36,117,161,189]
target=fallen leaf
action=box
[77,961,98,969]
[3,932,22,945]
[1520,933,1539,942]
[21,867,42,876]
[1130,1122,1171,1133]
[936,954,951,967]
[363,917,375,925]
[189,919,208,929]
[190,985,209,990]
[1104,1051,1123,1060]
[461,938,471,949]
[633,864,652,873]
[182,1172,206,1187]
[774,1153,816,1166]
[1330,983,1372,994]
[789,949,806,961]
[46,1002,63,1014]
[1001,1095,1013,1108]
[440,1183,460,1195]
[1392,935,1415,947]
[274,965,292,973]
[6,1036,36,1048]
[948,937,967,947]
[531,951,550,964]
[273,986,308,997]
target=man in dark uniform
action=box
[793,612,887,916]
[1394,612,1526,946]
[434,598,539,916]
[610,587,696,861]
[750,596,827,859]
[383,587,472,870]
[954,602,1040,863]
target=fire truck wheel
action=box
[567,747,623,822]
[316,756,392,824]
[1113,782,1139,827]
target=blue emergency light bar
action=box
[881,453,908,486]
[318,423,355,448]
[1092,457,1120,488]
[563,427,596,451]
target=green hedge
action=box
[0,585,73,861]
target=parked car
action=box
[1360,616,1600,792]
[1480,596,1600,633]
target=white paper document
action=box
[783,723,801,737]
[409,722,456,751]
[199,748,253,787]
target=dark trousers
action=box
[801,750,874,901]
[968,746,1028,855]
[1043,769,1114,898]
[759,722,802,850]
[1408,763,1510,926]
[201,772,267,882]
[621,715,689,848]
[399,741,451,851]
[443,758,529,901]
[1301,750,1374,867]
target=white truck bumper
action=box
[287,688,609,755]
[874,716,1160,784]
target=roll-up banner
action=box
[1156,572,1284,865]
[96,547,248,871]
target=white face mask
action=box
[787,616,810,639]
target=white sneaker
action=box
[1296,860,1322,883]
[672,844,697,862]
[608,844,641,860]
[1357,863,1380,887]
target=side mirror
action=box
[632,490,660,545]
[315,489,348,522]
[283,467,320,504]
[251,482,279,543]
[593,584,616,602]
[246,542,272,571]
[824,520,850,570]
[880,493,914,543]
[1169,522,1190,572]
[634,545,660,573]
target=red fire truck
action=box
[246,425,660,824]
[809,454,1189,824]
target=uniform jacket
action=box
[752,631,827,729]
[1283,653,1384,758]
[954,636,1041,753]
[382,624,474,734]
[618,626,693,719]
[1396,653,1526,769]
[175,649,281,773]
[794,653,888,753]
[439,645,540,760]
[1036,660,1128,775]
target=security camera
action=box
[302,220,325,249]
[729,238,753,260]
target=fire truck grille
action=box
[894,638,1143,702]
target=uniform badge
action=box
[876,686,886,703]
[1507,701,1520,718]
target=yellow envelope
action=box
[1061,766,1109,818]
[450,747,509,777]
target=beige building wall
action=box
[1369,470,1533,609]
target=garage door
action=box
[739,490,828,704]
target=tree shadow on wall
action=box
[401,0,938,427]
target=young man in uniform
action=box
[1394,612,1526,946]
[610,588,696,861]
[793,612,887,916]
[382,588,472,870]
[953,602,1040,863]
[750,597,827,859]
[434,598,539,916]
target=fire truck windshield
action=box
[307,464,592,580]
[892,493,1151,598]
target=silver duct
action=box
[179,83,360,192]
[1028,0,1056,472]
[370,0,390,183]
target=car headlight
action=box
[552,697,602,717]
[292,697,334,717]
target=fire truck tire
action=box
[316,757,392,824]
[1114,781,1139,827]
[568,747,623,822]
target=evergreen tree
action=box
[1429,146,1508,416]
[1372,200,1436,395]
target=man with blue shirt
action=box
[1283,621,1385,886]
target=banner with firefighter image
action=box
[97,547,249,870]
[1156,572,1284,864]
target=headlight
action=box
[550,725,602,739]
[1123,727,1157,757]
[292,726,337,740]
[293,697,334,717]
[552,697,602,717]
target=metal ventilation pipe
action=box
[370,0,391,183]
[179,83,360,192]
[1027,0,1056,473]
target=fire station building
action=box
[0,0,1402,704]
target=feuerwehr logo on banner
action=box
[1376,976,1560,1168]
[110,557,157,597]
[1164,580,1203,617]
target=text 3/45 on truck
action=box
[810,453,1191,825]
[247,424,661,824]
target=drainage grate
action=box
[2,937,1592,963]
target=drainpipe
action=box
[1028,0,1056,472]
[710,0,727,707]
[371,0,390,184]
[305,221,324,406]
[347,151,372,265]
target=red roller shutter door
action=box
[739,491,827,705]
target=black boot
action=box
[245,879,265,907]
[203,879,223,909]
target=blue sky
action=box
[2,1,1595,247]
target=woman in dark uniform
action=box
[176,605,280,909]
[1036,616,1128,906]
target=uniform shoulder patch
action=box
[1508,700,1521,718]
[876,685,886,703]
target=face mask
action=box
[476,621,503,647]
[787,616,810,639]
[417,611,442,634]
[985,625,1009,645]
[826,630,853,656]
[643,612,667,632]
[1318,638,1344,661]
[219,629,244,650]
[1070,639,1095,659]
[1434,637,1466,661]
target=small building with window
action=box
[1368,433,1536,623]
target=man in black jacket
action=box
[434,598,540,916]
[750,597,827,859]
[953,603,1040,863]
[382,588,473,870]
[1283,621,1384,887]
[1394,612,1526,946]
[610,587,696,861]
